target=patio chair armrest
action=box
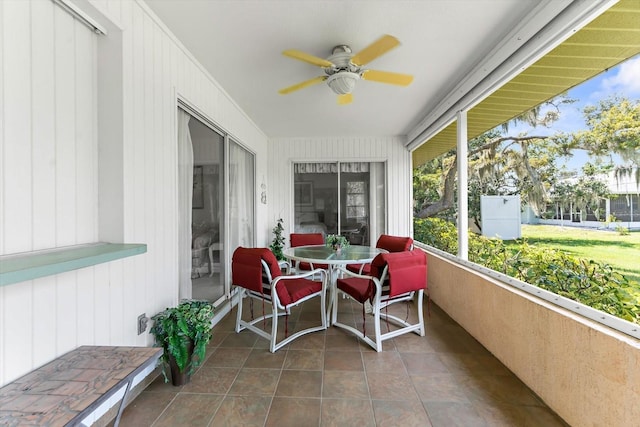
[335,266,374,280]
[280,268,327,282]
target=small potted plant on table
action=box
[326,234,350,254]
[150,299,214,386]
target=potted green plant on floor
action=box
[150,299,214,386]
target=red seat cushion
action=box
[336,277,375,304]
[275,277,323,306]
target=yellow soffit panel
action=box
[412,0,640,168]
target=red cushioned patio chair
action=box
[334,250,427,352]
[346,234,413,276]
[290,232,329,272]
[232,247,328,352]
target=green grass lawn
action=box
[518,224,640,284]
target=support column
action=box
[457,111,468,260]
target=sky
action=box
[507,53,640,172]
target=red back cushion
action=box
[370,250,427,297]
[376,234,413,252]
[232,247,282,293]
[290,233,324,247]
[369,253,388,280]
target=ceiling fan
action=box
[278,34,413,105]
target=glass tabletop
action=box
[283,245,387,265]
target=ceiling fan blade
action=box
[362,69,413,86]
[338,93,353,105]
[283,49,334,68]
[337,93,353,105]
[351,34,400,66]
[279,76,327,95]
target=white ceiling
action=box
[143,0,564,139]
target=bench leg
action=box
[113,378,133,427]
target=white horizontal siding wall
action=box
[0,0,267,386]
[267,136,412,245]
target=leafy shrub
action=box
[414,217,458,254]
[616,225,630,236]
[414,217,640,325]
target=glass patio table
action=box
[283,244,386,268]
[283,245,387,317]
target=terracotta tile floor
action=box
[117,297,569,426]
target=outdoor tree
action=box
[413,131,560,222]
[414,95,638,224]
[413,149,457,219]
[414,128,564,222]
[571,96,640,184]
[413,157,451,218]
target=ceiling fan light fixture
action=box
[279,35,412,102]
[326,72,360,95]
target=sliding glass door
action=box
[188,117,225,303]
[293,162,385,245]
[180,106,255,306]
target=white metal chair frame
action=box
[235,260,328,353]
[332,265,425,352]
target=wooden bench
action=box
[0,346,162,426]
